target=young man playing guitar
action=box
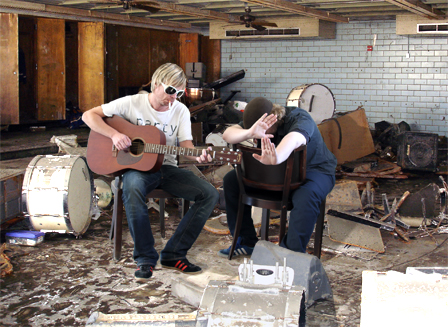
[82,63,219,280]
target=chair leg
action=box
[279,209,288,244]
[181,199,189,217]
[313,199,326,259]
[260,209,270,240]
[113,176,123,261]
[229,196,244,260]
[109,210,115,241]
[159,198,166,238]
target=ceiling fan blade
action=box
[252,24,266,31]
[252,21,277,27]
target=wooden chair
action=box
[229,143,326,260]
[109,175,189,261]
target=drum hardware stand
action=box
[90,191,101,221]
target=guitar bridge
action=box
[112,145,118,158]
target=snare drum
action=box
[286,84,335,124]
[22,155,93,236]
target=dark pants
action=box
[122,165,219,267]
[223,169,335,253]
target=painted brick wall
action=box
[219,20,448,137]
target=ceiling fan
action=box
[239,6,277,31]
[89,0,160,14]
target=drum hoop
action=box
[72,156,94,236]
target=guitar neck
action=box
[145,143,206,158]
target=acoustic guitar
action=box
[86,115,241,175]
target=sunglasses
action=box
[161,82,185,98]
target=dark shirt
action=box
[239,107,337,175]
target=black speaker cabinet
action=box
[397,132,438,171]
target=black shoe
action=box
[161,258,202,274]
[135,265,154,280]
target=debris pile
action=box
[326,176,448,253]
[0,243,13,277]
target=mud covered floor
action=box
[0,149,447,326]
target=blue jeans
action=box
[223,169,335,253]
[122,165,219,267]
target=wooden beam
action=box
[0,0,192,29]
[244,0,349,23]
[127,1,242,23]
[384,0,445,19]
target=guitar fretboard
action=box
[145,143,208,158]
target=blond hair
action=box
[271,104,286,126]
[150,63,187,92]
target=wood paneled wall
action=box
[2,16,221,124]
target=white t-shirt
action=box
[101,94,192,166]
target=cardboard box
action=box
[318,108,375,164]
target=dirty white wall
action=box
[219,20,448,137]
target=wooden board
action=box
[149,30,179,76]
[200,36,221,84]
[0,13,19,125]
[179,33,199,72]
[36,18,65,121]
[78,22,105,111]
[65,21,78,107]
[117,25,150,89]
[19,17,37,123]
[105,25,119,102]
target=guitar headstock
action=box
[214,148,242,164]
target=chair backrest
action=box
[235,143,307,192]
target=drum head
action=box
[286,84,335,124]
[67,158,92,233]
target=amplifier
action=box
[397,132,438,171]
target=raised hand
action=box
[249,113,277,140]
[253,137,279,165]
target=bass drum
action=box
[22,155,93,236]
[286,84,335,124]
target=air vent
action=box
[210,19,335,40]
[225,28,299,38]
[417,23,448,34]
[396,14,448,35]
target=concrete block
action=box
[250,240,333,307]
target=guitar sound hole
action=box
[130,139,144,156]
